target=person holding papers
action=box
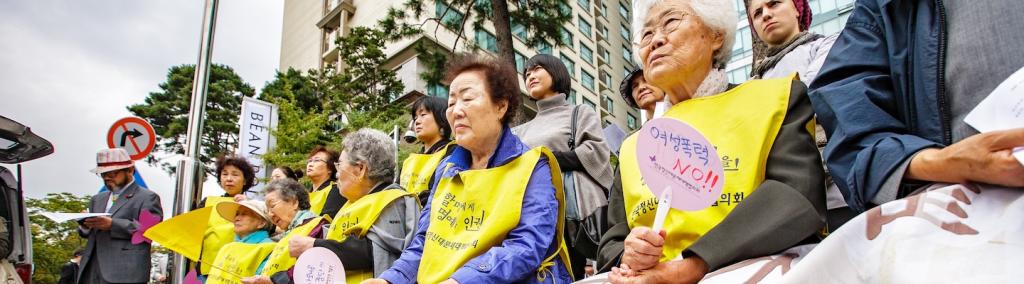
[78,148,163,284]
[766,0,1024,282]
[593,0,825,282]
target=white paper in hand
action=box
[40,212,110,223]
[964,66,1024,166]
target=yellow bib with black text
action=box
[417,147,573,283]
[308,182,335,216]
[324,189,413,283]
[207,241,276,284]
[399,143,454,197]
[260,216,324,276]
[200,196,236,275]
[621,75,802,262]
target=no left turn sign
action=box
[106,117,156,161]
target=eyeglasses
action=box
[307,158,327,164]
[639,12,690,48]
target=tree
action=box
[261,19,416,173]
[128,64,256,175]
[399,0,572,67]
[26,193,90,284]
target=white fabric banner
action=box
[238,97,277,199]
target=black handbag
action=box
[564,105,609,259]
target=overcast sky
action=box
[0,1,284,217]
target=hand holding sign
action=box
[294,247,345,284]
[636,118,724,211]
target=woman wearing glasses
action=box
[595,0,825,282]
[287,129,419,283]
[305,145,347,218]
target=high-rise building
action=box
[724,0,856,84]
[279,0,643,132]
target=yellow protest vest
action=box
[399,143,454,197]
[261,216,325,276]
[308,181,335,216]
[200,196,236,275]
[324,188,413,283]
[418,147,573,283]
[621,75,804,261]
[206,241,276,284]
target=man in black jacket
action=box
[57,249,83,284]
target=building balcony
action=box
[317,0,355,30]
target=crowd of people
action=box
[70,0,1022,283]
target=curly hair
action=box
[215,155,256,192]
[264,179,311,210]
[443,53,521,125]
[341,128,397,183]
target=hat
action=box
[619,69,645,109]
[91,148,134,174]
[216,200,272,225]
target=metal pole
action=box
[392,124,399,183]
[171,0,218,283]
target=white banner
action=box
[239,97,278,199]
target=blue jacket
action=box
[379,127,572,283]
[808,0,948,212]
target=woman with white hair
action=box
[287,128,418,283]
[595,0,826,282]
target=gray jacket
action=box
[514,93,614,218]
[77,181,163,284]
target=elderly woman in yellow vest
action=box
[241,179,327,284]
[400,96,454,206]
[286,128,418,284]
[305,145,347,218]
[197,155,259,278]
[205,200,276,284]
[594,0,826,283]
[365,54,573,284]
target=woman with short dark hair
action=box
[514,53,614,280]
[305,145,347,218]
[400,96,456,206]
[369,54,572,284]
[197,155,258,279]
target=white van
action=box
[0,115,56,284]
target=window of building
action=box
[602,94,614,113]
[427,82,449,98]
[601,47,610,62]
[599,70,611,86]
[538,41,553,54]
[561,54,576,76]
[436,1,465,30]
[578,17,592,37]
[600,26,609,39]
[569,89,578,104]
[582,70,595,91]
[578,0,590,10]
[561,27,574,48]
[559,2,572,17]
[620,23,630,41]
[619,2,629,19]
[515,52,526,73]
[581,45,594,64]
[512,21,527,39]
[584,97,597,110]
[623,45,632,63]
[475,28,497,52]
[627,113,637,129]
